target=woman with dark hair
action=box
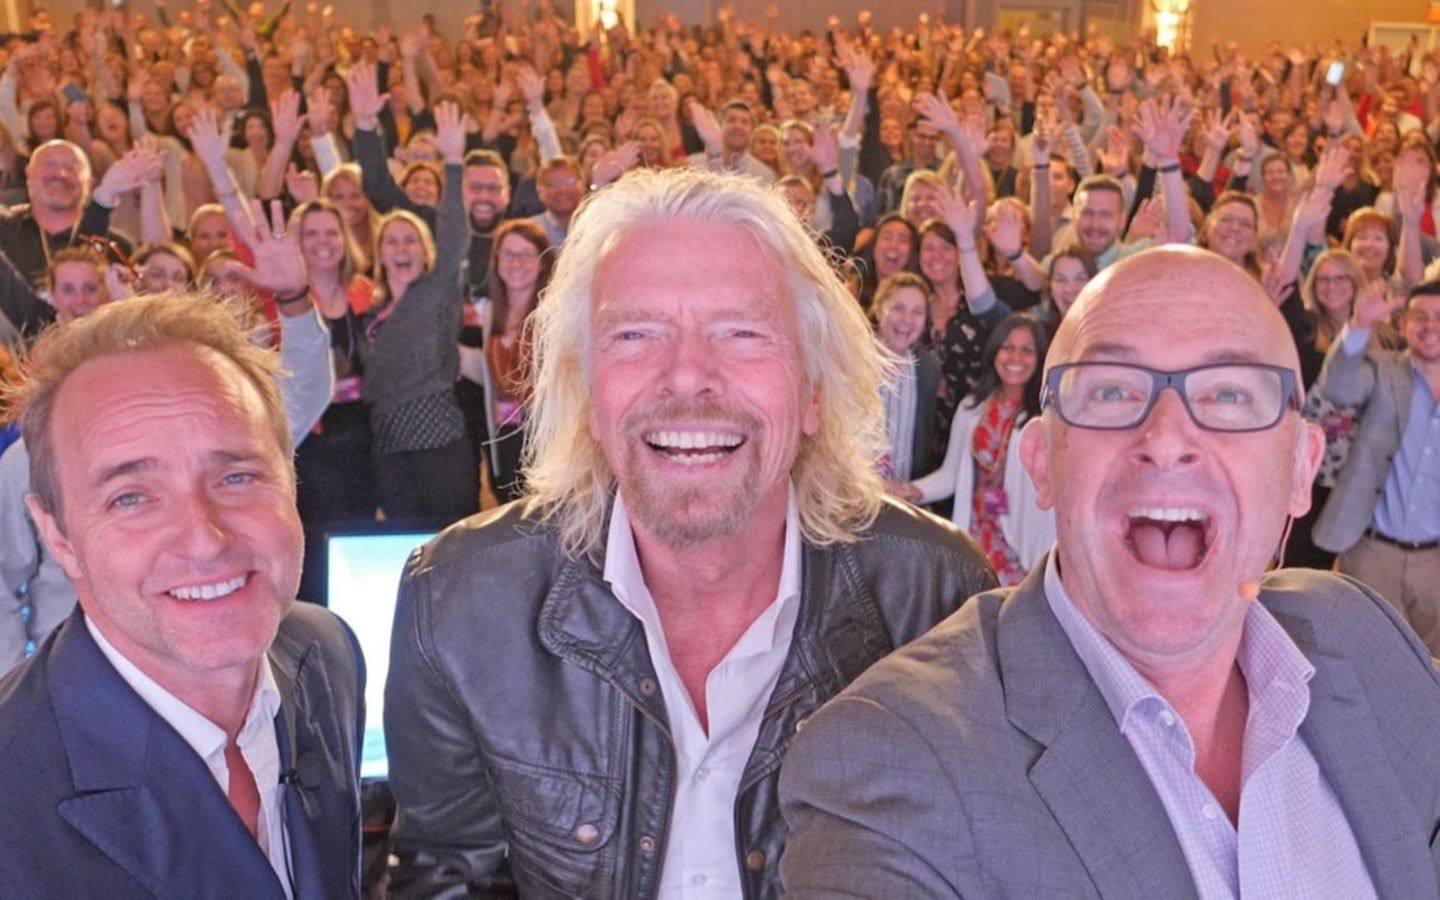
[858,214,917,306]
[461,218,554,502]
[132,241,196,294]
[898,314,1054,584]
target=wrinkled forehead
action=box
[1050,254,1302,374]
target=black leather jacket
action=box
[385,498,996,898]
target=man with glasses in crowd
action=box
[780,246,1440,897]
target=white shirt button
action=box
[1201,803,1220,820]
[696,766,710,781]
[1158,709,1176,727]
[690,874,708,887]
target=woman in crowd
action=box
[358,96,475,522]
[463,219,553,502]
[132,241,195,294]
[322,164,379,272]
[1200,191,1264,278]
[290,197,378,600]
[899,314,1054,585]
[873,272,941,485]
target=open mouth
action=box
[167,573,249,602]
[1124,506,1214,571]
[643,430,744,466]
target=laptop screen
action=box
[324,529,435,781]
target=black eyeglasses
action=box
[1041,362,1302,433]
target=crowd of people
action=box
[0,0,1433,668]
[0,1,1439,896]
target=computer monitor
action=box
[324,527,436,782]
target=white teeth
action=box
[1129,507,1206,523]
[644,430,743,450]
[168,574,247,601]
[670,451,725,466]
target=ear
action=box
[25,495,84,582]
[1286,420,1325,518]
[802,384,820,437]
[1019,417,1056,510]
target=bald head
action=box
[1049,246,1302,379]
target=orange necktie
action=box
[225,741,262,839]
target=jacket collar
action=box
[997,559,1198,899]
[1000,557,1436,899]
[49,611,286,898]
[536,500,890,748]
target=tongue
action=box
[1131,521,1204,570]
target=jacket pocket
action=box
[488,754,620,897]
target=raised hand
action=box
[271,89,303,145]
[809,119,839,174]
[845,48,874,95]
[186,104,233,168]
[222,198,308,298]
[1236,112,1260,158]
[1204,108,1234,153]
[306,85,335,135]
[1135,95,1193,162]
[1096,125,1130,176]
[434,101,465,165]
[1312,141,1351,191]
[515,66,545,108]
[593,140,640,186]
[1125,195,1165,242]
[984,202,1025,259]
[94,142,166,206]
[936,183,981,248]
[346,62,388,131]
[1350,277,1402,330]
[688,100,722,154]
[913,90,961,136]
[1392,150,1429,220]
[1031,105,1059,164]
[286,163,318,203]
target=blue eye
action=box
[109,492,143,510]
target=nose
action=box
[169,488,233,561]
[660,328,722,399]
[1132,388,1202,470]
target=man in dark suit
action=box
[0,293,365,898]
[780,247,1440,897]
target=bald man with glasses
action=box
[779,246,1440,899]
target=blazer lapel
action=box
[998,565,1198,900]
[48,615,283,899]
[267,627,358,900]
[1280,612,1440,899]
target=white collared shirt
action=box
[603,490,803,897]
[86,618,293,898]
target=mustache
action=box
[622,398,763,435]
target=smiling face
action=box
[50,259,107,322]
[1049,255,1091,316]
[299,208,345,275]
[904,182,944,226]
[588,218,819,547]
[28,143,90,213]
[873,221,913,279]
[138,251,190,294]
[1406,294,1440,364]
[30,343,300,702]
[1021,250,1322,675]
[1075,186,1123,254]
[1347,224,1391,276]
[1205,200,1258,265]
[463,162,509,232]
[379,218,427,295]
[876,284,927,354]
[994,323,1039,395]
[324,173,368,228]
[1311,259,1356,320]
[189,212,231,263]
[918,230,958,288]
[782,126,812,172]
[403,167,441,207]
[497,231,542,298]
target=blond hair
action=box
[522,168,894,558]
[5,291,289,525]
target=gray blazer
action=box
[1313,340,1416,553]
[778,561,1440,898]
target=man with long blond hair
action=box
[384,167,994,898]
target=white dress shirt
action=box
[603,490,802,897]
[86,618,294,898]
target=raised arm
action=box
[1135,96,1195,244]
[431,102,469,284]
[186,104,253,229]
[257,89,302,201]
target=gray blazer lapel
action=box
[50,617,281,898]
[999,565,1198,900]
[1282,613,1440,899]
[1389,354,1413,440]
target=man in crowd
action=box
[383,168,995,897]
[527,155,585,249]
[876,119,942,216]
[0,292,365,897]
[689,99,776,183]
[1314,281,1440,655]
[780,247,1440,896]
